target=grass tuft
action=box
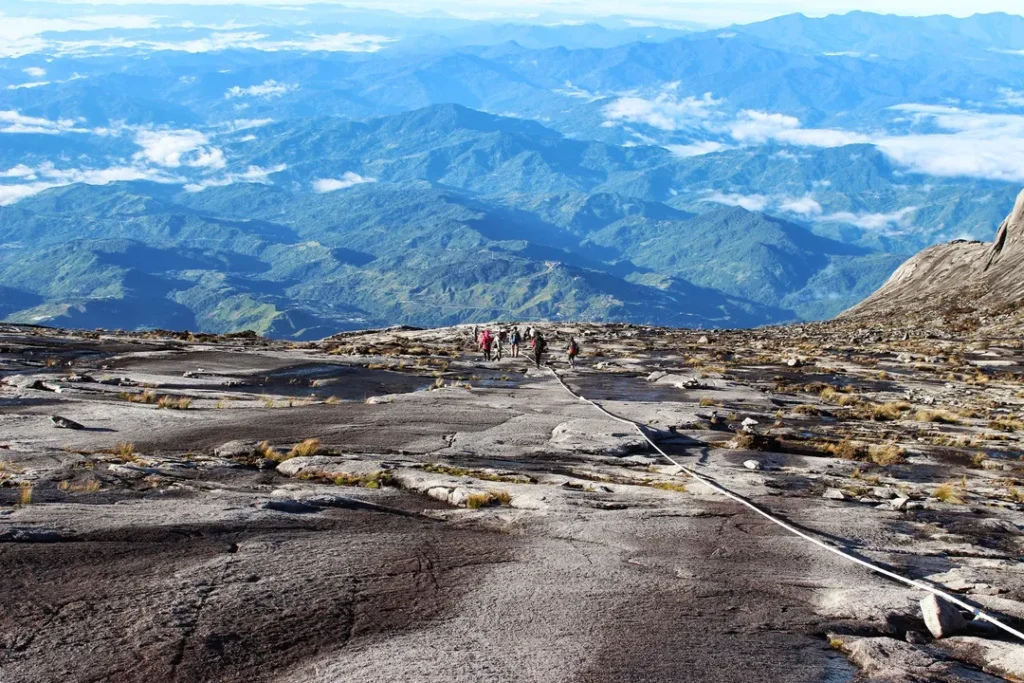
[933,483,965,505]
[288,438,321,459]
[868,443,906,466]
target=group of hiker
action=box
[473,325,579,369]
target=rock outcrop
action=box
[843,189,1024,319]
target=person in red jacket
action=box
[480,329,494,361]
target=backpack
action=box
[569,341,578,355]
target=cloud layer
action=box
[313,173,377,193]
[602,89,1024,182]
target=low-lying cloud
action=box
[602,87,1024,182]
[184,164,287,192]
[0,110,84,135]
[133,129,226,170]
[0,162,182,205]
[313,173,377,193]
[225,80,296,99]
[1,30,396,58]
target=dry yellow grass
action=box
[114,441,136,461]
[933,483,965,504]
[868,401,911,422]
[157,395,193,410]
[288,438,321,459]
[988,417,1024,433]
[120,390,158,404]
[18,484,32,506]
[255,440,282,461]
[466,491,513,509]
[914,409,960,424]
[828,438,867,460]
[868,443,906,466]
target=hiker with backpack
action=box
[532,331,547,369]
[566,337,579,368]
[509,327,522,358]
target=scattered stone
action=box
[786,357,803,368]
[743,459,761,471]
[905,630,930,645]
[50,415,85,430]
[890,497,911,511]
[213,440,257,458]
[698,335,709,345]
[646,371,668,383]
[921,594,967,639]
[262,499,321,514]
[823,488,846,500]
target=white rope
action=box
[546,366,1024,643]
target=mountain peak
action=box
[843,189,1024,319]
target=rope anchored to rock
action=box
[546,366,1024,644]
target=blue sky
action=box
[361,1,1024,24]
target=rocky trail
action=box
[2,318,1024,682]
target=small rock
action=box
[262,499,320,514]
[213,440,256,458]
[646,371,668,383]
[50,415,85,430]
[743,459,761,471]
[920,594,967,639]
[786,357,803,368]
[823,488,846,500]
[905,630,930,645]
[890,497,911,511]
[698,335,710,345]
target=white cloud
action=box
[819,207,918,231]
[313,172,377,193]
[225,80,296,99]
[0,110,82,134]
[0,164,37,179]
[223,118,273,132]
[705,191,769,212]
[22,66,46,78]
[554,81,601,102]
[184,164,287,192]
[664,141,728,157]
[603,89,721,132]
[729,110,870,147]
[133,129,226,169]
[779,196,823,216]
[873,104,1024,182]
[7,81,51,90]
[999,88,1024,107]
[2,30,396,57]
[0,162,182,206]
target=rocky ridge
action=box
[844,189,1024,321]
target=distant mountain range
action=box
[1,9,1022,337]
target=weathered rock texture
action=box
[844,188,1024,319]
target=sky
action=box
[348,0,1024,24]
[5,0,1024,26]
[51,1,1024,24]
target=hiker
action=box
[567,337,579,368]
[495,329,506,360]
[509,326,521,358]
[473,325,479,345]
[532,331,547,368]
[480,329,494,361]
